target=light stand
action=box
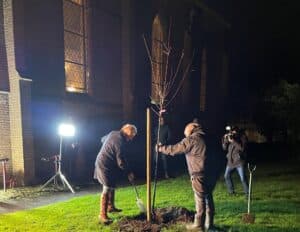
[40,123,75,193]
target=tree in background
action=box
[255,80,300,146]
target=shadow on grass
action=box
[0,202,24,211]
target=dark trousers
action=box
[152,149,169,177]
[160,153,169,176]
[191,174,215,227]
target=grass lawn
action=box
[0,163,299,232]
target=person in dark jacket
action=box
[153,117,171,178]
[222,127,248,196]
[157,122,216,231]
[94,124,137,224]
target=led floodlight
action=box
[40,123,76,193]
[58,123,75,137]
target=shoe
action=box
[107,190,122,213]
[186,217,204,231]
[206,225,221,232]
[98,214,112,225]
[108,206,122,213]
[186,223,204,231]
[107,207,122,213]
[205,213,215,231]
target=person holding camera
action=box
[157,122,216,231]
[222,126,249,197]
[94,124,137,224]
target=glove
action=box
[128,172,135,183]
[155,143,162,152]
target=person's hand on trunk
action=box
[128,172,135,183]
[155,143,162,152]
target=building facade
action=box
[0,0,229,185]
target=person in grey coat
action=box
[157,122,216,231]
[222,127,249,196]
[94,124,137,224]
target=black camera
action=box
[224,132,234,141]
[226,133,234,140]
[224,126,237,141]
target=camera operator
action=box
[222,126,249,197]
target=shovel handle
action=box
[247,163,256,214]
[130,180,140,199]
[133,185,140,198]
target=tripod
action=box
[40,136,75,193]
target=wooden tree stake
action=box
[146,108,152,222]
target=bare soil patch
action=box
[118,206,194,232]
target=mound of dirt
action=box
[118,206,194,232]
[242,213,255,224]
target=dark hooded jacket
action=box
[222,139,245,168]
[94,131,130,188]
[159,127,206,176]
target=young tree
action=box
[143,20,193,211]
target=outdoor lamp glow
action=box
[225,126,231,131]
[58,123,75,137]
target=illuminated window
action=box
[151,14,165,102]
[63,0,89,93]
[200,48,207,111]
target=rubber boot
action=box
[205,213,210,230]
[99,193,112,224]
[186,217,204,231]
[108,190,122,213]
[205,213,218,232]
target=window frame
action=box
[63,0,89,93]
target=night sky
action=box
[206,0,297,112]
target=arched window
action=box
[151,14,165,102]
[63,0,89,93]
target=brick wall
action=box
[0,1,12,185]
[4,0,24,184]
[0,92,12,184]
[3,0,34,185]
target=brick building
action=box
[0,0,230,186]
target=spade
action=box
[242,163,256,224]
[130,181,146,213]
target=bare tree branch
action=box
[145,19,194,215]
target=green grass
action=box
[0,163,299,232]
